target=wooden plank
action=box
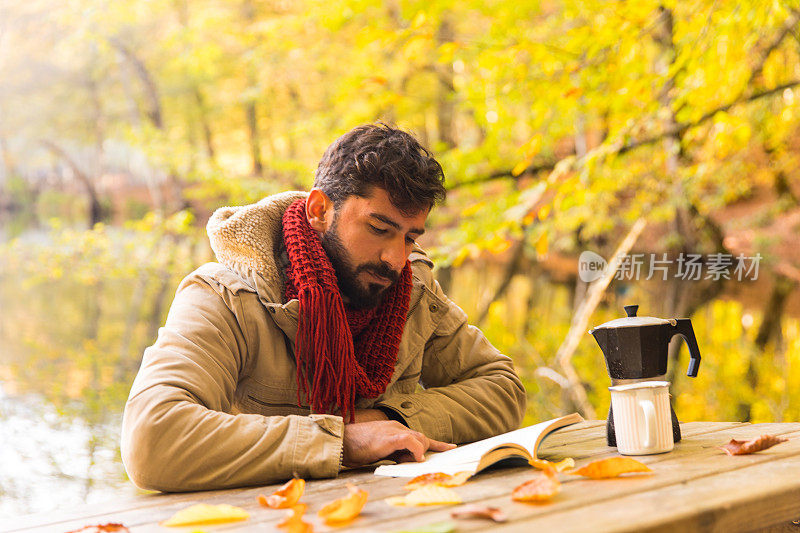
[503,447,800,532]
[334,423,800,533]
[215,422,758,532]
[2,421,769,533]
[4,420,610,532]
[537,421,746,460]
[209,422,741,531]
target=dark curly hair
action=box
[313,123,446,214]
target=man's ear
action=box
[306,188,333,232]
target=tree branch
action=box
[450,78,800,189]
[107,37,163,129]
[554,218,647,419]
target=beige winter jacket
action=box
[121,191,526,492]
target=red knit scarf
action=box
[282,199,412,422]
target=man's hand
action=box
[342,420,456,467]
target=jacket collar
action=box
[206,191,435,338]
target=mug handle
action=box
[639,399,657,449]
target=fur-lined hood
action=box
[205,191,307,300]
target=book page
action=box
[374,413,582,478]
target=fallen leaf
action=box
[404,471,472,490]
[259,478,306,509]
[65,524,130,533]
[511,468,560,502]
[529,457,575,472]
[317,483,368,525]
[392,521,457,533]
[277,504,313,533]
[720,434,789,455]
[386,485,462,506]
[569,457,652,479]
[161,504,249,527]
[451,504,508,522]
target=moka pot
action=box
[589,305,701,446]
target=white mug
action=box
[609,381,674,455]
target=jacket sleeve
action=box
[377,279,527,445]
[120,275,343,492]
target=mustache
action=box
[356,262,400,283]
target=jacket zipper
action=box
[406,290,425,318]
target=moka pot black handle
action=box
[671,318,701,377]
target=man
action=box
[121,123,526,492]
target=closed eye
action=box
[369,225,388,235]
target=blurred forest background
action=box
[2,0,800,517]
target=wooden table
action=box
[6,421,800,533]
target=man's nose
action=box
[381,239,408,273]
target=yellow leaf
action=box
[386,485,462,506]
[569,457,652,479]
[411,11,427,28]
[438,41,459,63]
[537,204,551,220]
[161,504,249,527]
[512,158,531,177]
[529,457,575,472]
[535,231,548,256]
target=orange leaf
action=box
[451,504,507,522]
[66,525,130,533]
[317,483,368,525]
[277,504,313,533]
[570,457,652,479]
[259,478,305,509]
[404,471,472,491]
[720,434,788,455]
[511,469,560,502]
[529,457,575,473]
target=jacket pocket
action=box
[241,385,310,416]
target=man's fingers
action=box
[427,438,457,452]
[388,450,416,463]
[395,433,426,461]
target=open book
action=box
[373,413,583,478]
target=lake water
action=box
[0,386,138,519]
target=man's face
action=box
[320,187,428,310]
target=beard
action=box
[320,216,400,310]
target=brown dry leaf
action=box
[404,471,472,490]
[386,485,463,507]
[317,483,368,525]
[511,468,561,503]
[720,434,789,455]
[529,457,575,473]
[259,478,306,509]
[65,524,130,533]
[277,504,313,533]
[161,504,249,527]
[569,457,652,479]
[451,504,508,522]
